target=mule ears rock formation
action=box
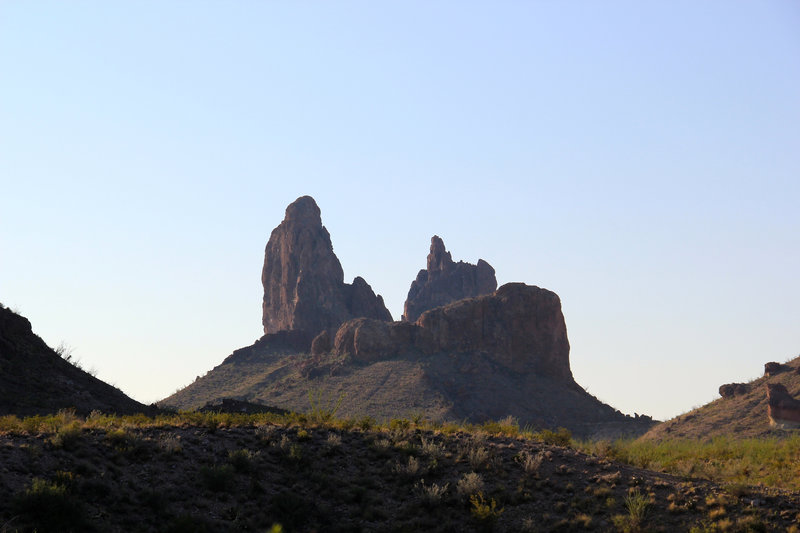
[261,195,391,337]
[402,235,497,322]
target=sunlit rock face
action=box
[402,235,496,323]
[261,196,391,337]
[766,383,800,429]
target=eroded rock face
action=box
[334,283,573,382]
[261,196,391,336]
[766,383,800,428]
[719,382,748,399]
[764,362,786,376]
[402,236,497,322]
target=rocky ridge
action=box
[402,235,496,322]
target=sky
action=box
[1,2,798,421]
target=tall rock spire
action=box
[261,196,391,336]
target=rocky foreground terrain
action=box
[2,412,799,533]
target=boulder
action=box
[764,362,786,376]
[766,383,800,428]
[402,236,497,322]
[334,283,573,382]
[719,382,748,399]
[310,330,332,356]
[261,196,391,336]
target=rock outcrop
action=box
[764,362,787,376]
[766,383,800,428]
[261,196,391,337]
[334,283,572,381]
[402,236,496,322]
[719,382,748,399]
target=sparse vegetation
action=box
[1,409,799,531]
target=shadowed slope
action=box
[0,304,149,416]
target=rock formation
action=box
[334,283,572,381]
[261,196,391,337]
[766,383,800,428]
[764,362,786,376]
[719,382,748,398]
[402,236,496,322]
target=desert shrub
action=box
[0,414,22,433]
[159,433,183,453]
[469,492,504,524]
[48,424,82,449]
[12,478,86,532]
[417,479,449,506]
[537,427,572,447]
[307,389,343,423]
[199,464,235,492]
[515,451,544,475]
[467,446,490,470]
[394,456,423,477]
[358,415,376,431]
[456,472,485,498]
[228,448,258,473]
[325,432,342,447]
[420,436,445,460]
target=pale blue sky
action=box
[2,2,798,420]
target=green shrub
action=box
[538,427,572,447]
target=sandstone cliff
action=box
[261,196,391,337]
[402,236,496,322]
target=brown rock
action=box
[719,382,748,398]
[310,330,332,356]
[261,196,391,336]
[401,236,497,322]
[334,283,573,382]
[766,383,800,428]
[764,362,785,376]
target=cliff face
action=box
[402,236,496,322]
[334,283,573,382]
[261,196,391,337]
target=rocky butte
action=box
[163,196,654,438]
[402,235,496,322]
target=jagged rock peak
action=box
[284,195,322,226]
[402,235,497,322]
[427,235,453,275]
[261,195,391,336]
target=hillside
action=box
[640,356,800,442]
[1,412,798,532]
[161,326,654,440]
[0,304,149,416]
